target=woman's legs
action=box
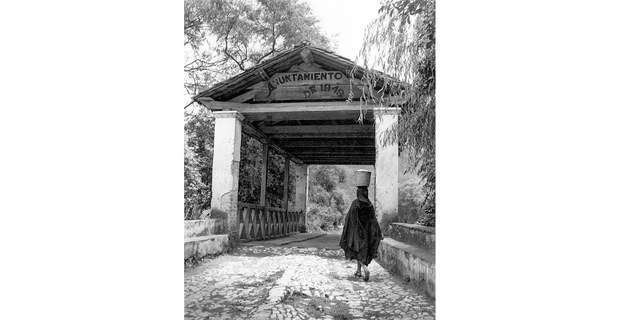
[362,263,370,281]
[355,260,362,277]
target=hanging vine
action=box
[357,0,435,226]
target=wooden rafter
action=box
[286,147,374,154]
[198,100,378,112]
[243,110,373,122]
[275,139,375,148]
[267,133,374,139]
[261,124,373,135]
[227,89,257,102]
[303,160,374,165]
[242,122,302,164]
[298,155,375,159]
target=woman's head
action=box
[357,186,371,204]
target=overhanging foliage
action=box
[358,0,435,225]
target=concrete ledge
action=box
[184,234,230,261]
[184,219,224,239]
[377,237,435,298]
[388,223,435,251]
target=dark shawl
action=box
[339,187,383,266]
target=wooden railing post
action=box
[238,203,300,240]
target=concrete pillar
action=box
[374,108,399,227]
[210,111,244,234]
[294,164,308,228]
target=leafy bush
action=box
[306,165,349,232]
[238,134,296,209]
[397,170,425,224]
[184,108,214,220]
[306,204,341,232]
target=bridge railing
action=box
[237,202,303,241]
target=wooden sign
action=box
[243,71,365,102]
[269,71,349,87]
[254,83,364,102]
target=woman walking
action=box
[339,170,383,281]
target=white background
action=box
[1,0,619,319]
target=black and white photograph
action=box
[2,0,620,319]
[184,0,435,319]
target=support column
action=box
[210,111,244,235]
[283,158,290,212]
[294,164,308,230]
[374,108,399,228]
[283,157,290,235]
[260,144,269,207]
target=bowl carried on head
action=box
[354,170,372,187]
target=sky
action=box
[307,0,382,61]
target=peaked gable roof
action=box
[193,44,383,103]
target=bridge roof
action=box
[193,44,398,166]
[193,43,385,102]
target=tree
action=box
[184,0,334,218]
[307,165,347,231]
[184,107,215,219]
[358,0,436,226]
[184,0,334,98]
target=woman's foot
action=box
[362,266,370,281]
[355,261,363,277]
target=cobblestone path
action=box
[185,245,435,320]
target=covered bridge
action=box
[193,43,399,240]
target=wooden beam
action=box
[300,48,314,64]
[288,149,375,156]
[268,133,374,140]
[242,103,362,113]
[260,144,269,207]
[298,158,375,164]
[254,84,363,102]
[303,160,375,165]
[198,100,388,123]
[302,155,374,161]
[261,125,373,135]
[283,157,289,213]
[242,122,303,164]
[300,156,376,160]
[227,89,257,102]
[257,68,269,80]
[196,97,404,111]
[197,100,382,113]
[298,155,375,159]
[303,157,375,161]
[276,139,375,148]
[244,110,374,122]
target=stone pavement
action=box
[185,244,435,320]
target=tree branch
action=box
[184,57,226,72]
[255,21,278,64]
[223,30,245,71]
[184,100,197,109]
